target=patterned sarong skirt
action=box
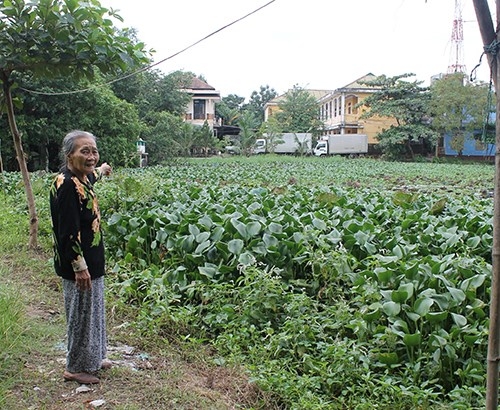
[63,277,107,373]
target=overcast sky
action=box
[100,0,496,100]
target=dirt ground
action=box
[2,252,266,410]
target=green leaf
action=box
[195,240,211,254]
[374,267,392,283]
[246,221,261,237]
[399,283,414,300]
[432,348,441,362]
[128,217,141,229]
[406,312,421,322]
[211,226,225,242]
[430,198,447,215]
[268,222,283,234]
[403,332,422,347]
[413,297,434,316]
[196,231,210,243]
[198,215,213,229]
[451,313,467,327]
[231,218,247,238]
[446,286,466,303]
[461,274,486,291]
[382,301,401,316]
[228,239,244,255]
[362,303,382,322]
[312,218,327,231]
[426,311,448,323]
[373,267,394,283]
[377,352,399,365]
[391,283,414,303]
[263,233,279,248]
[391,290,409,303]
[238,251,255,266]
[188,224,200,236]
[392,191,416,206]
[198,265,217,279]
[464,334,480,347]
[466,236,481,248]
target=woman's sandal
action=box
[63,371,100,384]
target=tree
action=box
[111,69,193,118]
[175,122,198,157]
[220,94,245,111]
[142,111,184,164]
[215,102,241,126]
[156,71,194,116]
[430,73,492,154]
[238,111,259,156]
[275,85,323,134]
[15,75,142,171]
[194,121,218,156]
[215,94,245,126]
[0,0,149,248]
[259,116,283,154]
[244,85,277,126]
[359,74,438,160]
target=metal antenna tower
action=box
[447,0,466,74]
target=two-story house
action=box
[318,73,396,147]
[183,76,221,128]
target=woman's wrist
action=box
[71,256,88,272]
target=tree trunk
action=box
[0,138,4,193]
[2,74,39,249]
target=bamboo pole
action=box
[487,60,500,410]
[472,1,500,408]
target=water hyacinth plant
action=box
[90,156,494,408]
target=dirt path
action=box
[2,252,262,410]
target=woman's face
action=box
[68,136,99,179]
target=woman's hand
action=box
[99,162,112,176]
[75,269,92,291]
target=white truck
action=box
[253,133,312,155]
[313,134,368,156]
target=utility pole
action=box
[472,1,500,408]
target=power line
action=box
[19,0,276,96]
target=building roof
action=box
[339,73,376,89]
[316,73,380,102]
[188,76,216,90]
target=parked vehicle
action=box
[253,133,312,155]
[313,134,368,156]
[224,145,240,155]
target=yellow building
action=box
[264,74,397,150]
[318,73,397,145]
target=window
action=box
[193,99,206,120]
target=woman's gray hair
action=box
[60,130,97,169]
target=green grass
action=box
[0,280,25,407]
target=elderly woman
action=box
[50,130,112,384]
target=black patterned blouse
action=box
[50,168,105,280]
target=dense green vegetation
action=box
[0,156,495,409]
